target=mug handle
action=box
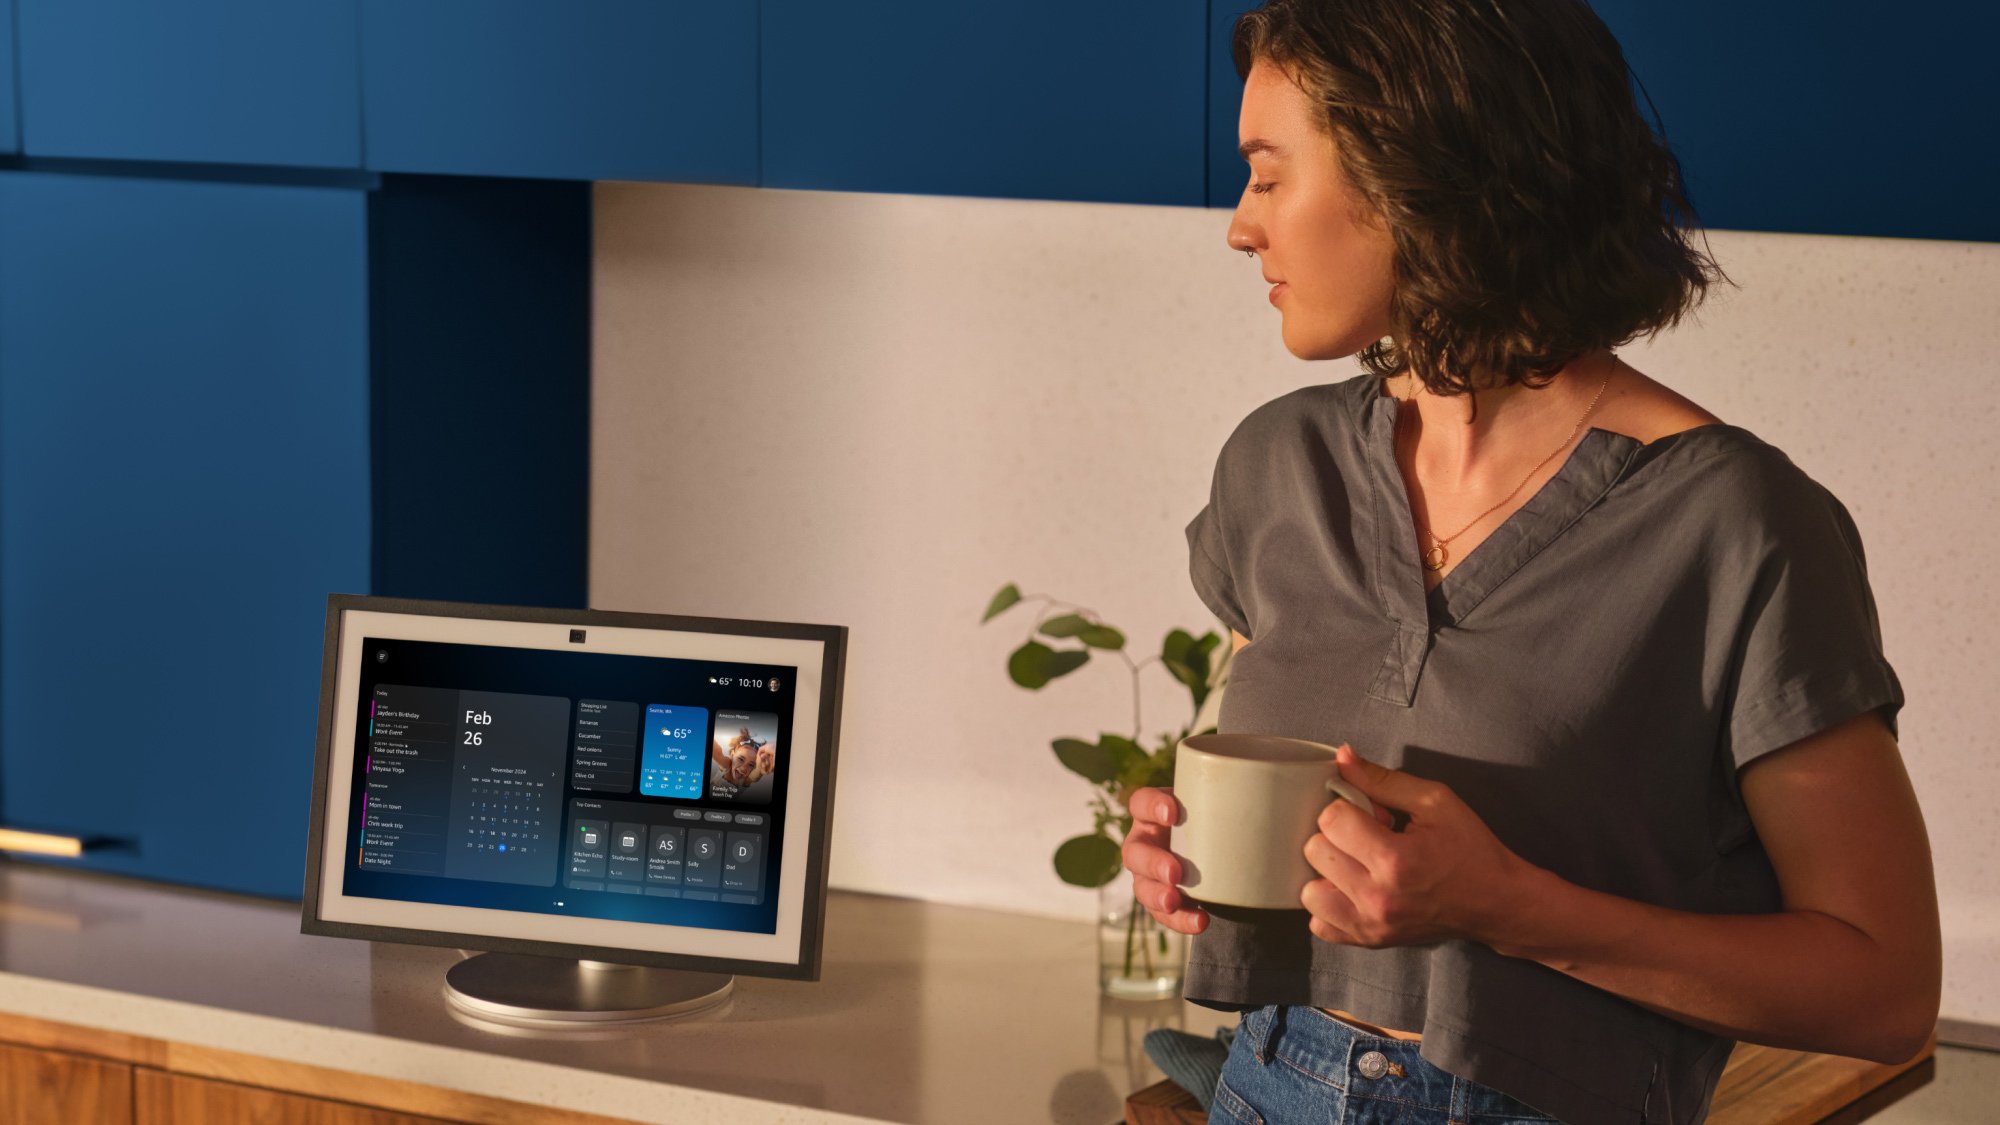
[1325,774,1377,816]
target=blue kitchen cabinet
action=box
[1206,0,1996,242]
[361,0,757,182]
[1589,1,1998,242]
[762,0,1207,206]
[1206,0,1261,209]
[362,175,591,609]
[0,170,591,900]
[0,172,371,897]
[14,0,361,167]
[1,0,17,153]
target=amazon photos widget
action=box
[709,711,778,805]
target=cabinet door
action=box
[1207,0,1263,209]
[14,0,362,167]
[360,0,757,182]
[762,0,1206,206]
[1207,0,1998,241]
[0,0,16,154]
[1587,1,1998,242]
[0,172,371,898]
[0,1041,132,1124]
[134,1068,453,1125]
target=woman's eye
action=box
[1248,181,1274,195]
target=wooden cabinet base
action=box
[136,1068,456,1125]
[0,1010,644,1125]
[0,1040,132,1124]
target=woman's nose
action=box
[1226,214,1261,258]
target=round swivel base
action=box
[443,952,733,1028]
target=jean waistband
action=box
[1241,1005,1560,1121]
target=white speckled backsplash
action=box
[591,181,2000,1028]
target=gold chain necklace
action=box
[1400,367,1614,572]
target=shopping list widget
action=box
[570,699,639,794]
[341,637,796,934]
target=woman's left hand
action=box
[1302,743,1526,949]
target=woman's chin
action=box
[1278,324,1361,363]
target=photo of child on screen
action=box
[708,712,778,804]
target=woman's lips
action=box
[1269,282,1288,305]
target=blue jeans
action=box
[1208,1005,1564,1124]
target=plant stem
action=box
[1122,885,1138,977]
[1137,892,1156,976]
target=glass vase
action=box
[1097,865,1186,1000]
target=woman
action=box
[1122,2,1941,1123]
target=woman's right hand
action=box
[1123,786,1209,934]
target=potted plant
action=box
[980,581,1232,999]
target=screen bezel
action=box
[299,593,845,981]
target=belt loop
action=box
[1252,1004,1286,1064]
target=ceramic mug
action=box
[1172,732,1378,910]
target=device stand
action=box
[443,952,734,1027]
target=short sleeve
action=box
[1186,444,1251,639]
[1723,467,1905,772]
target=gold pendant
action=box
[1423,543,1447,571]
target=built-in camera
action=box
[569,629,586,643]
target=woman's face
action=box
[1226,59,1399,362]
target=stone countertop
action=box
[0,862,1236,1124]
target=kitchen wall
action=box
[591,180,2000,1025]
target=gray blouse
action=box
[1182,371,1905,1125]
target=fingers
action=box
[1133,872,1210,935]
[1125,787,1202,931]
[1301,877,1362,944]
[1120,829,1181,886]
[1319,797,1397,853]
[1127,786,1183,828]
[1303,830,1370,887]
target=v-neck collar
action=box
[1355,375,1646,632]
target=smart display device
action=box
[301,594,846,1027]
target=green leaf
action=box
[1115,751,1155,794]
[981,583,1021,623]
[1185,640,1212,685]
[1099,732,1143,764]
[1007,641,1053,688]
[1038,612,1092,638]
[1008,641,1089,688]
[1102,735,1148,791]
[1053,833,1123,888]
[1077,625,1126,650]
[1164,625,1214,709]
[1044,648,1089,681]
[1053,737,1117,783]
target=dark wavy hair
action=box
[1232,0,1730,408]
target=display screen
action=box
[338,637,795,935]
